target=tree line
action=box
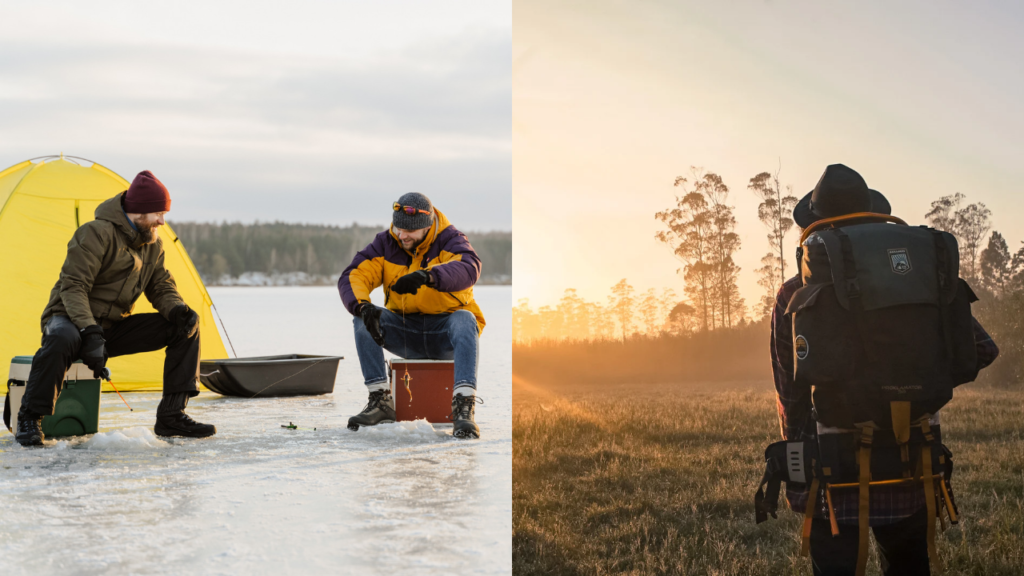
[514,165,1021,383]
[170,221,512,285]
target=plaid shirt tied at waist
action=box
[771,275,999,526]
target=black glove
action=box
[79,325,107,378]
[358,303,386,346]
[171,304,199,339]
[391,270,431,295]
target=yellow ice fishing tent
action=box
[0,156,229,393]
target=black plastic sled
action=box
[199,354,343,398]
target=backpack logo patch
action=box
[888,248,912,275]
[795,335,809,360]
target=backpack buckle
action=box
[845,279,861,299]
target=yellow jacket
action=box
[338,209,485,332]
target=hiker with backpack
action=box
[755,164,999,576]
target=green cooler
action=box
[5,356,101,437]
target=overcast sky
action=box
[514,0,1024,307]
[0,0,511,230]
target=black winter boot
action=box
[15,406,44,447]
[451,393,481,439]
[154,392,216,438]
[347,389,396,431]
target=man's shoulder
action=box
[358,229,403,260]
[435,224,476,251]
[77,218,114,233]
[72,219,116,243]
[776,276,802,303]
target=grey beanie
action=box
[392,192,434,230]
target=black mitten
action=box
[171,304,199,338]
[79,325,107,378]
[391,270,430,295]
[359,304,386,346]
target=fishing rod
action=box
[100,368,133,411]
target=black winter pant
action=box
[810,506,931,576]
[21,314,200,415]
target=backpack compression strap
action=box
[921,420,943,574]
[799,478,820,557]
[855,426,873,576]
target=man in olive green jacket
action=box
[16,171,215,446]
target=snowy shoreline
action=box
[202,271,511,287]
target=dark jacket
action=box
[41,193,184,331]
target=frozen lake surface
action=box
[0,286,511,575]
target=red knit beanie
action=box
[124,170,171,213]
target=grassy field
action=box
[512,377,1024,576]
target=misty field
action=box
[512,379,1024,576]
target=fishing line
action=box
[402,297,412,402]
[247,357,330,399]
[211,302,238,358]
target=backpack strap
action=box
[855,425,873,576]
[799,477,820,557]
[920,420,943,574]
[831,229,862,312]
[932,230,955,360]
[891,400,912,476]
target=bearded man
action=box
[15,170,215,446]
[339,192,485,438]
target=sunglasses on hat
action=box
[393,202,432,216]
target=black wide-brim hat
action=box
[793,163,891,228]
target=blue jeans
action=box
[353,308,479,390]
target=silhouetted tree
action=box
[657,167,741,330]
[979,231,1015,296]
[749,166,798,313]
[924,193,991,281]
[609,279,637,341]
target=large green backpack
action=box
[779,216,977,575]
[787,220,978,430]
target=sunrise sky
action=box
[513,0,1024,309]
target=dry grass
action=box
[512,378,1024,576]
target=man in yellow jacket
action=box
[338,192,485,438]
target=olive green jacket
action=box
[41,193,184,331]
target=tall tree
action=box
[659,288,679,333]
[749,166,798,313]
[656,177,715,330]
[656,167,741,330]
[958,202,993,281]
[608,279,637,342]
[635,288,662,336]
[754,252,782,318]
[696,170,742,327]
[979,232,1016,297]
[925,193,991,281]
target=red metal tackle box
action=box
[389,359,454,424]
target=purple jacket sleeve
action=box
[338,233,387,316]
[430,228,481,292]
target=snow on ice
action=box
[0,287,511,576]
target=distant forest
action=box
[169,221,511,286]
